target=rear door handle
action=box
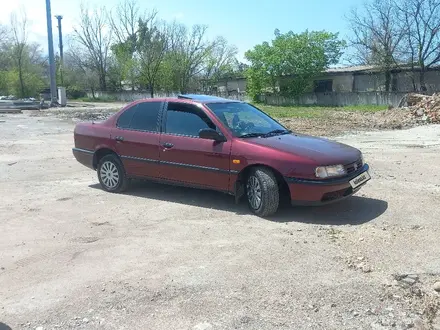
[162,142,174,149]
[115,136,124,142]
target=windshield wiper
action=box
[239,132,265,138]
[262,129,291,137]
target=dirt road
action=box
[0,113,439,330]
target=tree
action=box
[245,30,345,101]
[244,42,280,101]
[72,5,112,91]
[0,10,46,97]
[0,24,10,49]
[397,0,440,91]
[1,0,239,97]
[137,18,168,97]
[0,24,11,93]
[346,0,406,91]
[174,24,217,93]
[10,9,28,97]
[64,48,100,98]
[108,0,153,90]
[201,36,238,93]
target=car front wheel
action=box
[246,167,280,217]
[97,154,128,193]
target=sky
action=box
[0,0,366,64]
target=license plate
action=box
[349,171,371,189]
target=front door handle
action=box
[162,142,174,149]
[115,136,124,142]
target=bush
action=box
[67,86,87,99]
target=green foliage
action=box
[66,86,87,99]
[245,30,346,100]
[111,39,138,90]
[6,68,45,97]
[0,43,46,97]
[245,67,266,103]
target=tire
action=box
[246,167,279,217]
[97,154,128,193]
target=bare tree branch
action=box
[72,4,112,90]
[397,0,440,90]
[346,0,406,91]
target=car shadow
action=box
[89,181,387,225]
[0,323,12,330]
[268,196,388,225]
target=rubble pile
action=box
[404,93,440,123]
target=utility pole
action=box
[45,0,57,105]
[55,15,64,86]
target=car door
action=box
[159,102,232,191]
[112,101,163,179]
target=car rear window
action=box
[116,106,136,129]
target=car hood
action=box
[250,133,361,165]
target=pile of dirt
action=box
[403,93,440,123]
[280,108,416,137]
[31,107,121,122]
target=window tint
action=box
[116,105,137,129]
[129,102,162,131]
[165,103,215,136]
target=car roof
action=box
[126,94,243,107]
[174,94,241,103]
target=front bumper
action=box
[285,164,370,205]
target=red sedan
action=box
[73,94,371,217]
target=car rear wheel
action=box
[97,154,128,193]
[246,167,279,217]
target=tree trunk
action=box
[410,68,416,92]
[18,57,25,98]
[384,70,391,92]
[101,74,107,91]
[419,67,427,92]
[150,85,154,98]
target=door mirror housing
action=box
[199,128,226,142]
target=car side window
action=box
[165,102,216,137]
[116,105,137,129]
[129,101,162,132]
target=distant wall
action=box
[89,90,412,107]
[215,70,440,94]
[352,71,440,92]
[88,91,249,102]
[258,92,408,107]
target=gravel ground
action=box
[0,112,439,330]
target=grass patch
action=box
[255,104,388,118]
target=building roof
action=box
[325,65,377,73]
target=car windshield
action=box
[206,102,289,138]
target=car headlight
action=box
[315,165,346,178]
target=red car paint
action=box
[73,96,370,205]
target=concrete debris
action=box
[403,93,440,123]
[394,274,420,286]
[433,282,440,292]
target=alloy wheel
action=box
[99,161,120,189]
[247,175,262,210]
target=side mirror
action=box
[199,128,226,142]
